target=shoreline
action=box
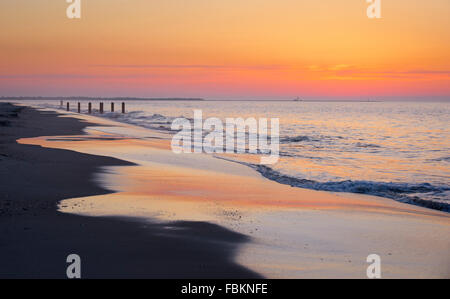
[31,100,448,213]
[0,103,262,278]
[2,103,449,278]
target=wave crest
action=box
[255,165,450,212]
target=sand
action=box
[0,103,260,278]
[1,103,449,278]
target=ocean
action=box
[23,100,450,211]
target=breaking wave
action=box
[254,165,450,212]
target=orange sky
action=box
[0,0,449,99]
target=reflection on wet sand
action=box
[18,112,450,278]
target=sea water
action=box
[23,100,450,210]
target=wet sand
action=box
[13,104,450,278]
[0,103,261,278]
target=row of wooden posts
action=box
[60,101,126,114]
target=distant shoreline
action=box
[0,97,205,101]
[1,97,449,103]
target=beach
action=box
[1,103,449,278]
[0,103,260,278]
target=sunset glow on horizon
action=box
[1,0,449,100]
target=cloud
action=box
[0,73,166,80]
[88,64,284,70]
[338,69,450,76]
[307,65,450,77]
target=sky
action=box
[0,0,449,100]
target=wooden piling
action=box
[100,102,104,114]
[66,102,70,111]
[60,100,63,108]
[111,103,114,112]
[122,102,125,114]
[78,102,81,113]
[88,102,92,114]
